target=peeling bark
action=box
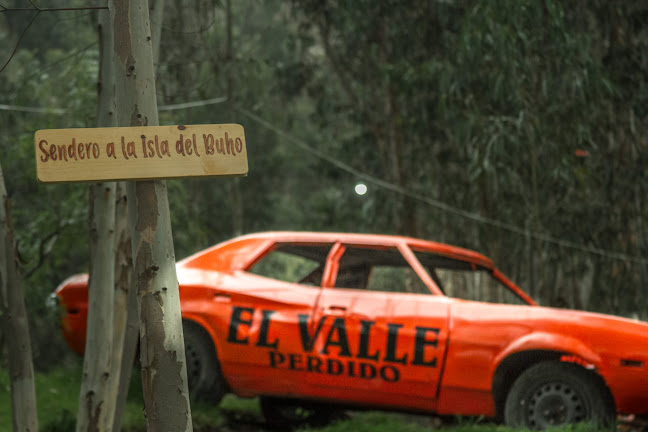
[126,179,192,432]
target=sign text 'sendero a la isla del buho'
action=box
[35,124,248,183]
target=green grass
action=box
[0,361,262,432]
[300,412,610,432]
[1,361,140,432]
[0,364,616,432]
[1,365,78,432]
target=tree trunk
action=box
[76,8,119,430]
[226,0,244,237]
[0,164,38,432]
[111,0,193,430]
[225,0,244,236]
[113,2,163,429]
[111,182,138,432]
[77,182,116,432]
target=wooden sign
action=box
[34,124,248,183]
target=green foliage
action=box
[1,0,647,374]
[0,4,98,369]
[288,0,648,316]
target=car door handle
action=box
[327,305,347,312]
[213,292,231,302]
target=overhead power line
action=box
[0,103,65,114]
[0,96,227,114]
[2,96,645,265]
[158,96,227,111]
[234,105,648,266]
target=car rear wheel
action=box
[504,361,615,430]
[260,396,346,428]
[183,321,226,404]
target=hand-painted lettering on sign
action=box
[34,124,248,183]
[227,306,440,383]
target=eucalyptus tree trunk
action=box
[77,185,116,432]
[111,0,193,430]
[76,9,118,431]
[0,165,38,432]
[111,181,137,432]
[112,0,164,429]
[225,0,244,236]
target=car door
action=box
[304,242,451,411]
[216,240,332,396]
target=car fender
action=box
[486,331,604,418]
[493,331,602,372]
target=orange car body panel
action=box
[54,232,648,417]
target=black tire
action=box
[183,321,226,404]
[504,361,615,430]
[260,396,347,429]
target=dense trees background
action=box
[0,0,646,369]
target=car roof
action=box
[178,231,496,272]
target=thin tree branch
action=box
[0,10,38,74]
[0,1,106,75]
[25,41,96,80]
[316,18,362,110]
[23,229,60,279]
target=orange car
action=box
[53,231,648,429]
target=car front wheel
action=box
[183,321,226,404]
[504,361,615,430]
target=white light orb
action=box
[354,183,368,195]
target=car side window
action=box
[409,249,527,305]
[435,268,526,305]
[249,243,331,286]
[333,245,432,295]
[366,265,430,294]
